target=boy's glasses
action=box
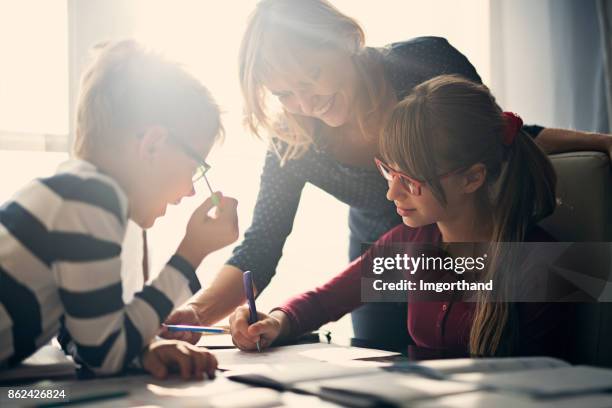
[168,135,217,197]
[374,157,464,196]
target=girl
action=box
[229,75,567,357]
[165,0,609,347]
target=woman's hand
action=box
[229,306,288,351]
[141,339,217,380]
[159,304,202,344]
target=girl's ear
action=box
[463,163,487,194]
[138,125,169,162]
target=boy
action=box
[0,40,238,379]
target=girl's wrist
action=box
[270,309,292,340]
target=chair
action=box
[539,151,612,367]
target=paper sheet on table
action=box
[413,390,612,408]
[451,365,612,397]
[416,356,568,376]
[197,334,235,349]
[215,342,399,371]
[299,346,399,362]
[225,360,383,388]
[296,371,479,406]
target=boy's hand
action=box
[159,304,202,344]
[141,339,217,380]
[229,306,285,351]
[177,192,238,267]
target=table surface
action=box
[0,334,497,408]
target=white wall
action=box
[490,0,606,132]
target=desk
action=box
[4,336,612,408]
[2,373,342,407]
[0,336,383,408]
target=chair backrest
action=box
[539,151,612,367]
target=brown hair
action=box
[239,0,389,164]
[380,75,557,356]
[74,40,223,160]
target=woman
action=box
[164,0,611,345]
[229,75,568,358]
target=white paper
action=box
[297,372,479,405]
[226,361,381,386]
[416,356,569,376]
[197,334,235,349]
[451,365,612,397]
[298,346,400,362]
[215,343,400,371]
[215,343,335,370]
[414,390,612,408]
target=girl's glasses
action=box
[374,157,465,196]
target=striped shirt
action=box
[0,160,200,374]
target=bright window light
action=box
[0,0,68,135]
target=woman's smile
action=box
[313,93,336,117]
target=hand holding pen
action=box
[227,271,285,352]
[228,306,285,352]
[176,191,239,268]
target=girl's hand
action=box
[141,339,217,380]
[229,306,286,351]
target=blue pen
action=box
[163,324,229,334]
[243,270,261,352]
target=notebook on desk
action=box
[295,356,612,407]
[222,342,400,391]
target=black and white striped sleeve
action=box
[41,175,200,374]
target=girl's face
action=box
[263,47,358,128]
[385,164,471,228]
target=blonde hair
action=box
[74,40,223,160]
[239,0,389,164]
[381,75,557,356]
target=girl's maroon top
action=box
[276,223,569,358]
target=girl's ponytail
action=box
[493,113,557,243]
[470,114,557,356]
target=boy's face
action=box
[129,125,213,228]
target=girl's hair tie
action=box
[502,111,523,146]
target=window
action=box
[0,0,69,150]
[0,0,69,203]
